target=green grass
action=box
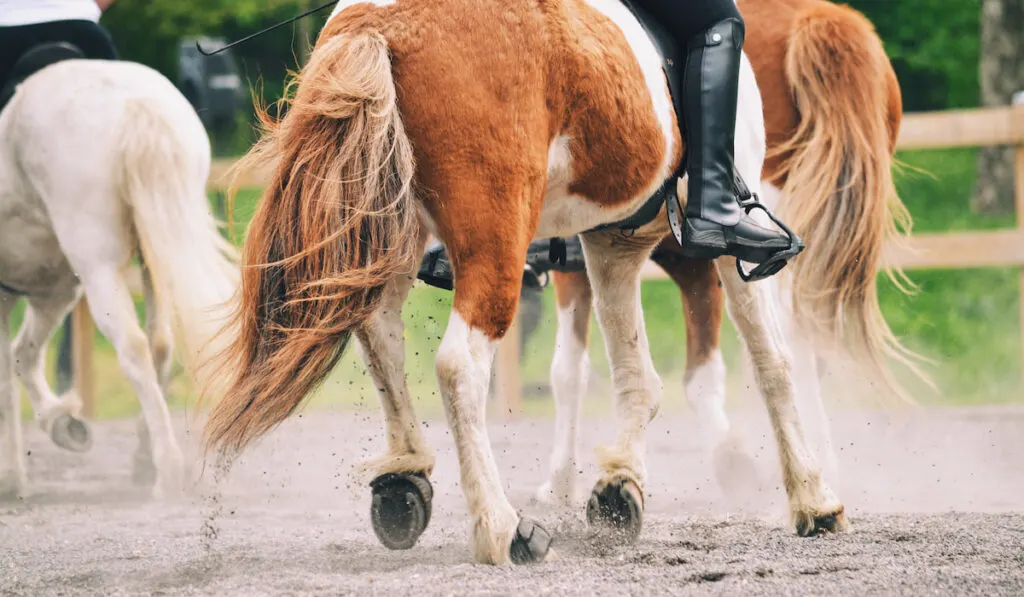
[11,148,1021,421]
[878,148,1021,404]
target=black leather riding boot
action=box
[680,18,791,264]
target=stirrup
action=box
[733,194,804,282]
[416,242,454,290]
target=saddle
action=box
[0,42,86,114]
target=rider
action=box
[633,0,791,264]
[0,0,118,95]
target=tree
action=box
[101,0,317,88]
[848,0,979,111]
[971,0,1024,215]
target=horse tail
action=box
[202,31,418,456]
[772,2,928,402]
[118,96,239,390]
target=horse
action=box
[202,0,847,565]
[534,0,921,507]
[0,58,238,499]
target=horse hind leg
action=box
[77,267,184,498]
[0,292,28,499]
[12,286,93,454]
[132,261,176,487]
[718,257,847,535]
[650,243,761,497]
[354,229,438,551]
[536,270,592,507]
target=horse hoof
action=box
[370,472,433,550]
[509,517,553,564]
[586,475,643,543]
[50,414,92,453]
[794,505,849,537]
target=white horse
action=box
[0,59,238,499]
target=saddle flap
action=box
[1,42,86,112]
[10,41,86,82]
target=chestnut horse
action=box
[537,0,917,505]
[203,0,845,564]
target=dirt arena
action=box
[2,403,1023,596]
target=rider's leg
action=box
[632,0,793,265]
[55,19,119,60]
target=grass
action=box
[10,148,1021,422]
[878,148,1021,404]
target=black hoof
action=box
[586,477,643,543]
[370,472,433,550]
[795,506,849,537]
[510,517,552,564]
[50,414,92,453]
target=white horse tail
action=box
[117,97,239,390]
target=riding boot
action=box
[679,18,791,264]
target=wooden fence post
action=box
[1017,144,1023,385]
[1013,96,1024,384]
[55,314,74,394]
[71,299,96,419]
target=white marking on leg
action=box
[436,312,518,564]
[685,349,729,450]
[538,301,591,505]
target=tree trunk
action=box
[971,0,1024,215]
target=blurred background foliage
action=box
[100,0,984,116]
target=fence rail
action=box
[68,105,1024,419]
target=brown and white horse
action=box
[538,0,918,505]
[202,0,846,564]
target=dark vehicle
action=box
[177,36,244,132]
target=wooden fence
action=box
[68,104,1024,419]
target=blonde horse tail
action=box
[202,31,418,456]
[774,3,928,403]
